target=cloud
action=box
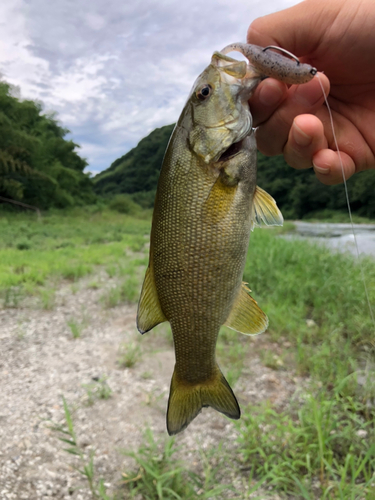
[0,0,299,174]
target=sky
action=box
[0,0,301,175]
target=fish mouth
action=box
[216,139,244,162]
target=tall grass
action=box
[0,208,150,303]
[237,395,375,499]
[245,229,374,342]
[238,228,375,498]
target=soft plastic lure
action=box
[220,43,317,84]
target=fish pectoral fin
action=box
[251,186,283,229]
[202,175,237,224]
[136,265,167,334]
[167,367,240,436]
[224,282,268,335]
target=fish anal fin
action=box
[224,282,268,335]
[251,186,283,229]
[167,366,240,435]
[137,265,166,334]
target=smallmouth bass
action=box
[137,50,283,435]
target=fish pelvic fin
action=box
[166,366,240,435]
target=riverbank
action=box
[0,209,374,499]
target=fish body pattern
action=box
[137,52,283,435]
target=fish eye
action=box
[196,84,212,101]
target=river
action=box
[284,222,375,258]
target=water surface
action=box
[285,222,375,258]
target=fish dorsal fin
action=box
[137,265,167,334]
[224,282,268,335]
[251,186,283,229]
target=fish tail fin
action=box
[166,365,240,435]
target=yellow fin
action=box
[224,282,268,335]
[167,366,240,435]
[202,175,237,224]
[137,265,166,334]
[251,186,283,229]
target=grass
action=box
[3,207,375,498]
[101,274,141,308]
[302,209,375,223]
[236,395,375,499]
[238,228,375,498]
[121,428,233,499]
[117,341,142,368]
[67,318,84,339]
[0,207,150,304]
[82,376,113,405]
[51,396,110,499]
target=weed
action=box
[39,288,56,310]
[88,280,100,289]
[101,275,140,308]
[236,393,375,498]
[82,376,112,405]
[117,342,142,368]
[16,239,32,250]
[121,428,233,499]
[217,328,246,387]
[51,396,110,499]
[260,350,285,370]
[2,286,24,308]
[67,319,83,339]
[106,264,117,278]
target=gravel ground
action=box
[0,274,303,499]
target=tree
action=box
[0,80,95,209]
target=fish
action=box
[137,49,285,435]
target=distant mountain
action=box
[94,124,174,196]
[94,122,375,220]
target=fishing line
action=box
[316,74,375,328]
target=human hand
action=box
[247,0,375,185]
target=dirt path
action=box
[0,274,301,499]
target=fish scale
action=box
[137,50,283,435]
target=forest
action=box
[0,81,94,209]
[1,79,375,219]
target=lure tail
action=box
[166,365,240,435]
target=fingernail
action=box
[313,163,330,175]
[293,123,312,147]
[258,82,284,106]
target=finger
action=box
[313,149,356,185]
[247,1,331,57]
[255,73,329,155]
[249,79,288,127]
[283,115,327,170]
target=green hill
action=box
[94,124,175,197]
[94,123,375,220]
